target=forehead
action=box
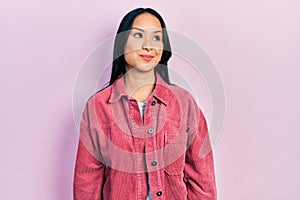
[131,13,162,30]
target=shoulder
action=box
[168,83,205,122]
[81,85,113,126]
[168,83,197,104]
[85,85,112,107]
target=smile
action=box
[140,54,154,61]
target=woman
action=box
[74,7,217,200]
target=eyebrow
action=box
[131,27,163,33]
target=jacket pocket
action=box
[163,132,187,176]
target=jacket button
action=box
[148,128,154,134]
[151,101,156,106]
[151,161,157,166]
[156,191,162,196]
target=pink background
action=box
[1,0,299,199]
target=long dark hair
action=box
[109,7,172,85]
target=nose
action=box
[142,37,153,51]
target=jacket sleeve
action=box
[73,103,106,200]
[184,103,217,200]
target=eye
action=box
[133,32,143,38]
[153,35,161,41]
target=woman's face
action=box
[124,13,163,72]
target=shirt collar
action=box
[108,72,170,105]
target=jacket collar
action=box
[108,72,170,105]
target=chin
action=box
[127,63,156,73]
[137,63,157,72]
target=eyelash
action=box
[133,33,161,41]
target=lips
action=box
[140,54,154,61]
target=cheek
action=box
[124,52,138,65]
[124,39,142,54]
[155,49,163,60]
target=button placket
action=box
[147,97,164,198]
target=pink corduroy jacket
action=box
[73,72,217,200]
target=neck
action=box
[124,68,156,102]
